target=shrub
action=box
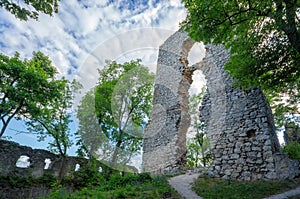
[70,161,105,188]
[283,141,300,161]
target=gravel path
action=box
[168,173,203,199]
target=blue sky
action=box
[0,1,188,156]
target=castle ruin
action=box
[142,30,299,181]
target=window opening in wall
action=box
[44,158,51,170]
[75,163,80,171]
[98,166,103,172]
[16,155,30,168]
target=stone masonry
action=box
[0,140,89,178]
[142,30,299,180]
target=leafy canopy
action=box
[0,52,63,137]
[0,0,60,20]
[181,0,300,110]
[26,79,81,157]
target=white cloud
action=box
[0,0,186,82]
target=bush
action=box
[69,161,105,188]
[283,141,300,160]
[107,173,152,189]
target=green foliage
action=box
[43,173,180,199]
[25,79,81,157]
[105,173,151,189]
[78,59,154,168]
[76,90,106,159]
[182,0,300,120]
[193,175,300,199]
[186,136,211,168]
[283,141,300,161]
[0,173,56,187]
[70,161,106,188]
[0,52,64,137]
[187,89,211,167]
[0,0,60,20]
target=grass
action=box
[44,174,182,199]
[192,175,300,199]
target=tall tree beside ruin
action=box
[181,0,300,119]
[76,89,109,160]
[26,79,81,180]
[0,52,63,137]
[93,60,154,169]
[0,0,60,20]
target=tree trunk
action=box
[0,116,14,137]
[201,145,206,167]
[57,156,66,183]
[111,129,124,164]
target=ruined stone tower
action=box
[142,30,299,180]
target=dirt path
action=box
[168,173,202,199]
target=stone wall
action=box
[0,140,88,178]
[142,30,195,174]
[142,30,300,180]
[0,184,51,199]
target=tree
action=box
[26,79,81,180]
[0,0,60,20]
[187,132,211,167]
[187,90,210,167]
[93,60,154,170]
[0,52,62,137]
[76,89,108,160]
[181,0,300,116]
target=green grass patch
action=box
[44,174,182,199]
[193,175,300,199]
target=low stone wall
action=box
[0,140,88,178]
[0,184,51,199]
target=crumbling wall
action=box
[142,30,299,180]
[142,31,195,174]
[199,45,299,181]
[0,140,88,178]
